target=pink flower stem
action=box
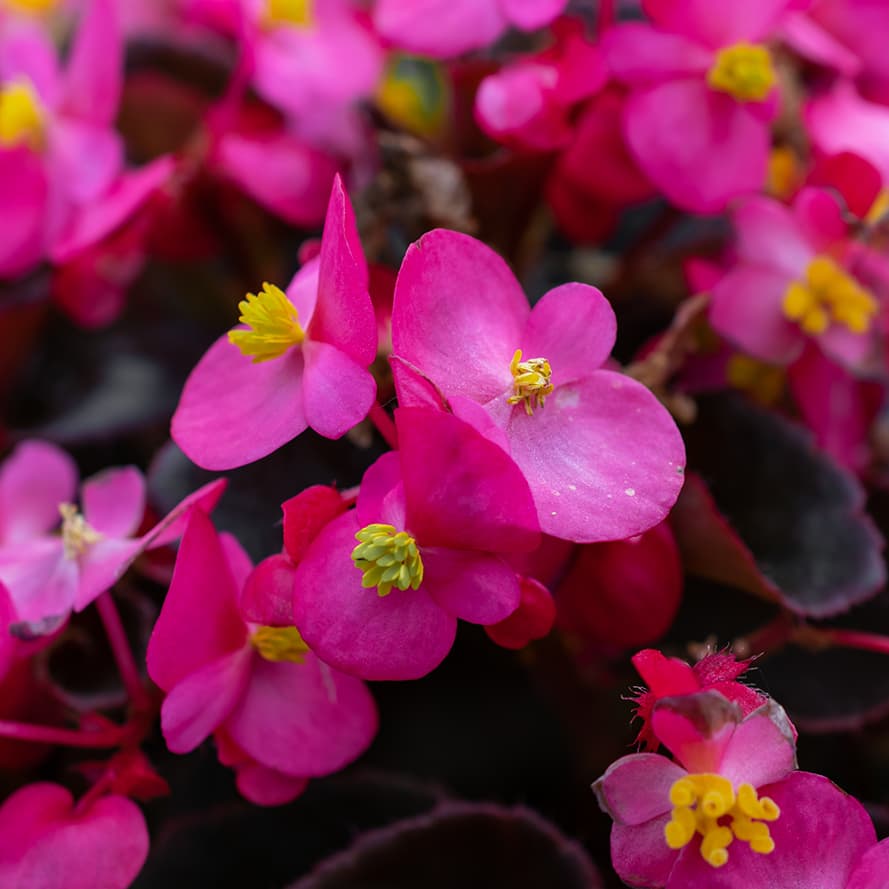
[0,719,126,748]
[96,591,152,713]
[369,401,399,450]
[824,628,889,657]
[596,0,616,32]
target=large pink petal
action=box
[292,511,457,681]
[625,81,770,214]
[240,554,296,627]
[718,701,797,789]
[226,654,377,776]
[421,549,520,624]
[396,407,539,553]
[80,466,145,538]
[234,761,308,806]
[521,283,616,385]
[499,0,566,30]
[847,838,889,889]
[0,540,76,624]
[779,12,861,77]
[307,175,376,366]
[601,23,712,83]
[48,121,123,206]
[0,441,76,544]
[0,146,48,278]
[171,333,307,470]
[392,229,528,405]
[643,0,793,47]
[301,340,376,439]
[611,816,677,888]
[146,510,248,692]
[593,753,685,825]
[503,372,686,543]
[732,196,813,276]
[73,538,143,611]
[0,25,60,105]
[709,265,805,364]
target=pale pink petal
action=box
[0,25,61,105]
[593,753,685,825]
[779,12,862,77]
[717,701,798,788]
[818,323,874,370]
[847,838,889,889]
[601,23,712,83]
[732,196,813,276]
[0,541,75,624]
[0,147,48,278]
[611,816,676,888]
[235,762,308,806]
[171,334,307,471]
[48,121,123,205]
[80,466,145,538]
[643,0,793,47]
[73,538,143,611]
[499,0,566,30]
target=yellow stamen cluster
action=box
[782,256,877,336]
[228,282,306,362]
[707,43,776,103]
[251,626,310,663]
[507,349,553,416]
[3,0,59,14]
[264,0,312,27]
[0,79,46,151]
[59,503,103,560]
[351,523,424,597]
[726,355,785,405]
[665,773,780,868]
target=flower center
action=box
[264,0,312,27]
[3,0,59,14]
[782,256,877,336]
[0,79,46,151]
[228,282,306,362]
[665,773,780,868]
[251,626,310,663]
[59,503,102,559]
[351,523,424,597]
[707,43,776,102]
[507,349,553,416]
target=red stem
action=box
[96,592,151,712]
[825,628,889,657]
[0,719,126,749]
[369,401,399,450]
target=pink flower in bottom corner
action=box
[593,690,877,888]
[146,508,378,805]
[0,782,148,889]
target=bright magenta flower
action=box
[390,229,685,543]
[172,175,377,470]
[147,508,377,805]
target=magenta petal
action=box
[780,12,861,77]
[80,466,145,538]
[293,511,457,681]
[625,81,769,214]
[643,0,792,47]
[49,120,123,205]
[710,265,805,365]
[392,229,528,405]
[602,23,712,83]
[504,372,685,543]
[611,816,676,889]
[234,761,308,806]
[74,538,143,611]
[0,441,76,544]
[240,555,296,626]
[143,478,227,549]
[301,340,376,439]
[847,838,889,889]
[521,283,616,385]
[792,187,848,252]
[0,146,48,278]
[397,407,539,553]
[732,196,813,276]
[0,25,60,104]
[355,452,404,526]
[171,333,307,470]
[227,655,377,776]
[0,583,15,681]
[161,648,252,753]
[717,701,797,789]
[499,0,566,30]
[421,549,520,624]
[593,753,684,825]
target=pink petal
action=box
[0,583,16,681]
[717,701,797,789]
[74,537,143,611]
[146,510,248,692]
[780,12,862,77]
[624,81,770,214]
[141,478,227,549]
[421,549,520,624]
[792,186,848,252]
[601,23,713,83]
[847,838,889,889]
[709,265,805,364]
[292,511,457,681]
[0,441,76,544]
[611,815,677,888]
[642,0,793,47]
[0,541,76,624]
[234,761,308,806]
[521,283,616,385]
[240,555,296,626]
[818,323,874,370]
[355,452,404,527]
[80,466,145,538]
[226,654,377,776]
[0,146,48,278]
[301,340,376,439]
[732,196,813,276]
[171,333,307,471]
[282,485,347,565]
[499,0,566,30]
[503,372,686,543]
[0,25,61,106]
[161,648,251,753]
[593,753,685,825]
[48,120,123,205]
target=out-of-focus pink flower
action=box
[373,0,568,60]
[172,175,377,470]
[0,439,225,626]
[391,229,685,543]
[848,839,889,889]
[0,782,149,889]
[602,0,794,213]
[146,508,377,805]
[710,187,883,370]
[294,406,540,680]
[594,690,876,887]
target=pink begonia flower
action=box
[146,508,377,805]
[709,187,884,370]
[390,229,685,543]
[0,782,149,889]
[293,406,541,680]
[848,838,889,889]
[374,0,568,60]
[602,0,795,213]
[594,691,877,887]
[0,439,225,626]
[172,175,377,470]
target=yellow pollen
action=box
[264,0,312,27]
[865,189,889,225]
[782,255,877,336]
[3,0,59,14]
[0,79,46,151]
[351,523,424,597]
[726,355,785,405]
[251,625,310,663]
[228,282,306,362]
[707,43,776,103]
[665,773,780,868]
[767,146,802,200]
[58,503,102,560]
[507,349,554,416]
